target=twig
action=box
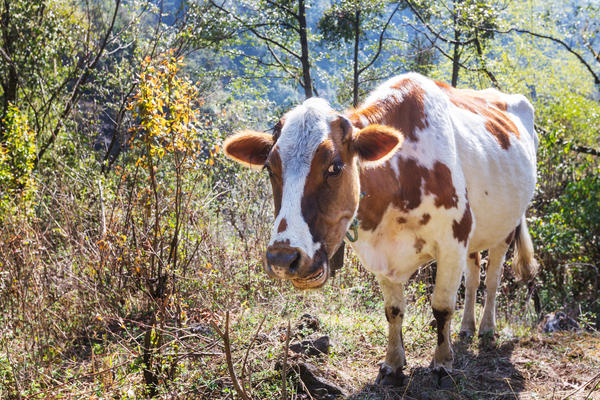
[241,314,267,388]
[211,311,252,400]
[562,371,600,400]
[281,320,291,400]
[98,178,106,237]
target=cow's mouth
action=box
[291,264,328,289]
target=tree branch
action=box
[358,2,401,75]
[35,0,122,166]
[405,0,479,46]
[209,0,301,60]
[488,27,600,86]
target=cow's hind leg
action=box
[479,241,510,336]
[375,277,406,386]
[431,246,466,371]
[460,251,480,337]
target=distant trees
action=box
[405,0,502,87]
[318,0,401,106]
[0,0,122,166]
[209,0,317,99]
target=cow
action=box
[223,72,539,385]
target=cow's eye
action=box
[327,161,343,176]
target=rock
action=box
[189,323,214,336]
[296,314,320,336]
[289,335,330,357]
[541,311,580,333]
[297,361,347,399]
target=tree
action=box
[209,0,317,99]
[318,0,401,106]
[406,0,502,87]
[0,0,122,166]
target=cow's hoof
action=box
[375,363,406,386]
[432,366,454,389]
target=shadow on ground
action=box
[348,337,524,400]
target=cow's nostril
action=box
[266,248,301,270]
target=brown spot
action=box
[452,202,472,246]
[436,82,519,150]
[432,308,450,345]
[358,158,458,231]
[469,252,480,267]
[414,237,426,253]
[424,162,458,209]
[397,217,407,224]
[485,191,489,195]
[277,218,287,233]
[266,149,283,215]
[505,229,515,245]
[348,78,429,142]
[419,213,431,225]
[385,306,403,322]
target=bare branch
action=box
[487,27,600,86]
[358,2,402,75]
[405,0,479,46]
[35,0,122,166]
[209,0,301,60]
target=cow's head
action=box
[224,98,402,289]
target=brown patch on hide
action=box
[436,81,520,150]
[414,237,426,253]
[266,149,283,215]
[452,202,472,246]
[424,162,459,209]
[385,306,403,322]
[419,213,431,225]
[347,78,429,142]
[397,217,407,224]
[277,218,287,233]
[357,158,458,231]
[469,252,481,267]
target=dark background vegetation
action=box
[0,0,598,398]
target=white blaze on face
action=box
[269,98,334,258]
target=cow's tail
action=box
[512,215,539,282]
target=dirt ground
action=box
[313,331,600,400]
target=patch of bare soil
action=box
[333,332,600,399]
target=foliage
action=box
[0,105,37,217]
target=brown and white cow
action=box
[223,73,539,384]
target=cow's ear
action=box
[223,130,274,169]
[351,124,403,165]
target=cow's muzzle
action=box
[265,245,329,289]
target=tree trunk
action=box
[352,10,361,107]
[1,0,18,132]
[451,1,461,87]
[298,0,313,98]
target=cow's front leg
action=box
[431,248,466,371]
[375,277,406,386]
